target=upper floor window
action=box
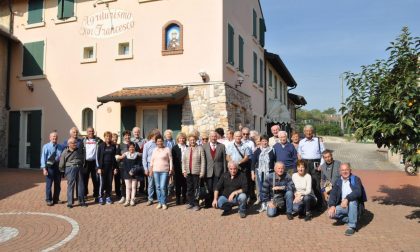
[274,76,278,99]
[252,9,257,39]
[27,0,44,27]
[162,21,184,56]
[227,23,235,65]
[253,52,258,83]
[259,18,266,47]
[259,59,263,87]
[82,108,93,131]
[22,41,45,77]
[238,35,244,72]
[268,69,273,87]
[57,0,75,20]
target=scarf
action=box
[257,146,272,176]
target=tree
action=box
[323,107,337,115]
[342,27,419,170]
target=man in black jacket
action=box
[327,163,366,236]
[212,162,248,218]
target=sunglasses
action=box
[242,133,250,136]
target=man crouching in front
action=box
[212,161,248,218]
[327,163,366,236]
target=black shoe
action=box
[67,204,73,209]
[80,202,88,208]
[345,228,355,236]
[304,212,312,222]
[333,220,345,226]
[239,212,246,218]
[46,201,54,206]
[221,210,231,216]
[287,213,293,220]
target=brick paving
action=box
[0,167,419,252]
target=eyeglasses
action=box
[202,138,209,140]
[242,133,250,136]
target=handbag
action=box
[195,178,208,200]
[322,161,334,194]
[271,174,285,209]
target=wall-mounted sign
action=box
[80,9,134,38]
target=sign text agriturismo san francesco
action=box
[80,9,134,38]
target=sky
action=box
[260,0,420,111]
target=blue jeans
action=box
[45,165,61,202]
[333,201,358,229]
[147,175,155,202]
[293,194,316,214]
[217,193,247,214]
[153,172,169,205]
[256,172,266,202]
[266,190,294,217]
[65,166,85,205]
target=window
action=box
[28,0,44,25]
[269,69,273,87]
[228,23,234,65]
[238,35,244,72]
[259,18,266,47]
[284,85,287,105]
[259,59,263,87]
[274,76,278,99]
[81,44,97,63]
[22,41,45,77]
[116,41,133,60]
[57,0,74,20]
[252,9,257,38]
[253,52,257,83]
[82,108,93,131]
[162,21,183,56]
[279,81,283,103]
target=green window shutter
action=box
[238,35,244,73]
[228,24,234,65]
[253,52,257,83]
[23,41,44,77]
[269,70,272,87]
[259,59,263,87]
[28,0,44,24]
[252,9,257,38]
[259,18,266,47]
[58,0,74,19]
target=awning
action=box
[266,98,291,123]
[0,26,20,43]
[288,93,307,106]
[97,85,188,103]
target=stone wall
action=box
[181,82,253,134]
[0,36,8,167]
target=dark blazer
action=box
[203,142,227,178]
[328,174,364,207]
[171,144,185,176]
[251,148,276,173]
[97,143,118,170]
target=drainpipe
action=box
[5,0,14,111]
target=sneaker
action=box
[146,201,153,206]
[192,206,200,211]
[105,197,112,205]
[130,199,136,206]
[258,202,267,213]
[221,209,231,216]
[123,201,130,207]
[99,198,105,205]
[345,228,355,236]
[239,212,246,218]
[304,212,312,222]
[186,204,194,209]
[80,202,88,208]
[287,213,293,220]
[162,204,168,210]
[156,203,162,209]
[118,197,126,204]
[67,204,73,209]
[46,201,54,206]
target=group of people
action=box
[41,124,366,236]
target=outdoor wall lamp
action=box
[93,0,109,8]
[26,81,34,92]
[235,76,244,88]
[199,70,208,82]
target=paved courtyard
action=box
[0,142,419,251]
